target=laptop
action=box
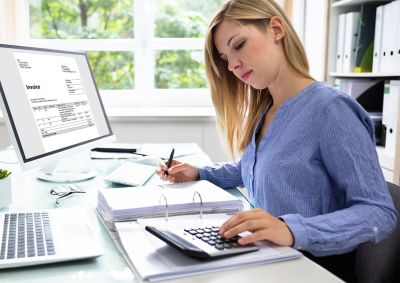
[0,208,104,269]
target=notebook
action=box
[96,180,243,230]
[0,208,104,269]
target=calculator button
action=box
[207,240,216,245]
[215,244,224,250]
[201,237,210,242]
[223,243,232,249]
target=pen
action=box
[165,148,175,177]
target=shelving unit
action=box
[327,0,400,184]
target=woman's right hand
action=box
[156,160,199,183]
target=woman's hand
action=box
[156,159,199,183]
[220,208,294,247]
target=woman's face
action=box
[214,20,284,90]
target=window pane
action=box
[88,52,134,90]
[155,50,206,89]
[29,0,134,39]
[155,0,224,38]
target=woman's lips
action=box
[241,70,252,81]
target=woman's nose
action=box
[228,58,240,72]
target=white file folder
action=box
[343,12,360,73]
[394,0,400,72]
[372,5,384,73]
[336,13,346,72]
[381,2,397,73]
[384,80,400,157]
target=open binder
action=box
[115,214,302,281]
[97,180,243,230]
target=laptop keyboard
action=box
[0,212,55,260]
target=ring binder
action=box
[159,194,168,221]
[192,191,203,218]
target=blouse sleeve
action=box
[281,95,397,256]
[198,158,244,188]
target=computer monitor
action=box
[0,44,115,182]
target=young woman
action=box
[157,0,397,280]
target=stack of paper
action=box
[115,214,302,281]
[97,180,243,230]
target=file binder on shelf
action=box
[353,3,380,72]
[335,13,346,73]
[115,214,302,282]
[372,5,384,73]
[343,12,360,73]
[96,180,243,231]
[380,1,398,73]
[383,80,400,157]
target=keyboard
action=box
[145,225,259,260]
[1,212,55,260]
[104,162,156,186]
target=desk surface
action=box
[0,143,342,283]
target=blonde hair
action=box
[205,0,313,157]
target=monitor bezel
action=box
[0,43,115,170]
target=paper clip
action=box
[192,191,203,219]
[159,193,168,222]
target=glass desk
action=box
[0,143,341,283]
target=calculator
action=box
[145,225,259,260]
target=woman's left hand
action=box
[220,208,294,246]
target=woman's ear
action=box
[269,16,285,41]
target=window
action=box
[25,0,224,108]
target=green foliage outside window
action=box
[29,0,134,39]
[29,0,224,90]
[88,52,134,90]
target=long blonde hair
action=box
[205,0,312,157]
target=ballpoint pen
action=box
[165,148,175,177]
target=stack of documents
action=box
[115,214,302,281]
[97,180,243,230]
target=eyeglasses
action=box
[50,184,86,205]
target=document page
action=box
[13,52,99,152]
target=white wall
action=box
[303,0,329,81]
[0,118,231,163]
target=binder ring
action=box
[159,193,168,222]
[192,191,203,218]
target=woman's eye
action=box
[235,41,245,50]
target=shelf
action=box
[332,0,387,8]
[329,72,400,78]
[376,146,394,171]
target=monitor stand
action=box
[36,163,97,183]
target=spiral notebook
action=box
[97,180,243,230]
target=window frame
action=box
[19,0,213,108]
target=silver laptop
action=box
[0,208,104,269]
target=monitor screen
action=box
[0,44,114,180]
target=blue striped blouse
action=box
[199,81,397,256]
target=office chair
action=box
[354,181,400,283]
